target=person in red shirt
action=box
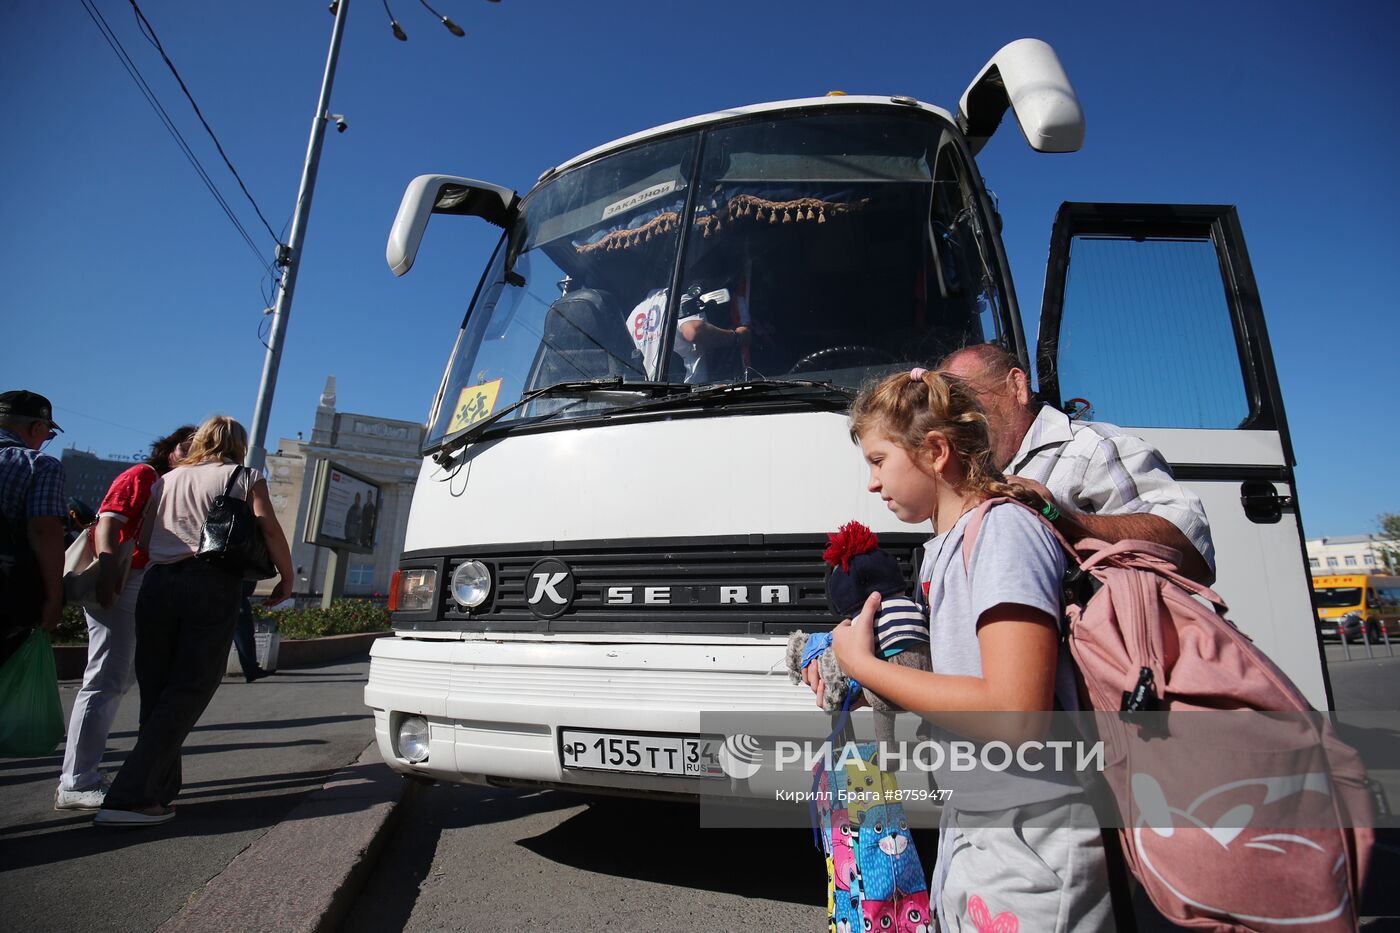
[54,424,195,811]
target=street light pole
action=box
[246,0,350,472]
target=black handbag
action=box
[195,466,277,581]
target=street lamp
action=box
[419,0,466,37]
[245,0,490,472]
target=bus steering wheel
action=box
[788,345,898,375]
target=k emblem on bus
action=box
[526,558,575,619]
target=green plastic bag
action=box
[0,628,65,757]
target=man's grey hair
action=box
[938,342,1024,380]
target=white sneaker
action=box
[55,785,108,810]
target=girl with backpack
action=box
[814,367,1113,933]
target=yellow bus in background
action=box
[1313,574,1400,641]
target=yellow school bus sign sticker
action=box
[447,378,503,434]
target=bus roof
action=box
[1313,575,1367,587]
[547,95,955,180]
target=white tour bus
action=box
[365,40,1330,796]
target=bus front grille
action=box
[421,534,925,636]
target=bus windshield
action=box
[1313,587,1363,609]
[425,109,1006,448]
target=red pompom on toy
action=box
[822,520,880,572]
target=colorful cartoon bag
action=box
[814,742,933,933]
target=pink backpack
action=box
[963,498,1374,932]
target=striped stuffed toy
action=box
[785,520,932,749]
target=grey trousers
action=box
[59,567,144,792]
[103,559,240,811]
[933,795,1113,933]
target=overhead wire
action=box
[76,0,274,277]
[127,0,284,247]
[52,405,160,439]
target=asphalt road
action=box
[1325,641,1400,707]
[341,789,828,932]
[0,659,375,933]
[342,652,1400,933]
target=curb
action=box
[155,741,417,933]
[277,631,393,669]
[56,631,393,680]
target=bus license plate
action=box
[559,729,724,778]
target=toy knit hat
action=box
[823,521,908,615]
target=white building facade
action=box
[1305,534,1395,575]
[262,377,424,598]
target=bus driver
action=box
[625,286,750,384]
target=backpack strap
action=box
[960,496,1078,573]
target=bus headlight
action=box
[450,560,492,608]
[397,716,430,763]
[397,569,437,612]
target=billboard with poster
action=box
[303,460,381,554]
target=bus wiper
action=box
[692,379,854,403]
[431,378,692,464]
[604,379,854,417]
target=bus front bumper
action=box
[363,633,828,798]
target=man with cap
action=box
[0,390,68,666]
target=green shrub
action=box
[54,604,89,645]
[251,599,391,640]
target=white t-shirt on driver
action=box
[625,288,705,382]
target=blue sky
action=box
[2,0,1396,538]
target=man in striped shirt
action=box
[940,345,1214,582]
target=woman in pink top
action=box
[94,415,293,827]
[54,424,194,811]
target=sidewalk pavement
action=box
[0,658,410,933]
[158,741,416,933]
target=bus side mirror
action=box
[387,174,519,276]
[957,38,1085,156]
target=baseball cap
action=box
[0,390,63,432]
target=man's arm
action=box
[1008,475,1213,582]
[1063,509,1211,582]
[28,515,65,631]
[678,318,749,349]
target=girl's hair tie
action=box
[908,367,928,382]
